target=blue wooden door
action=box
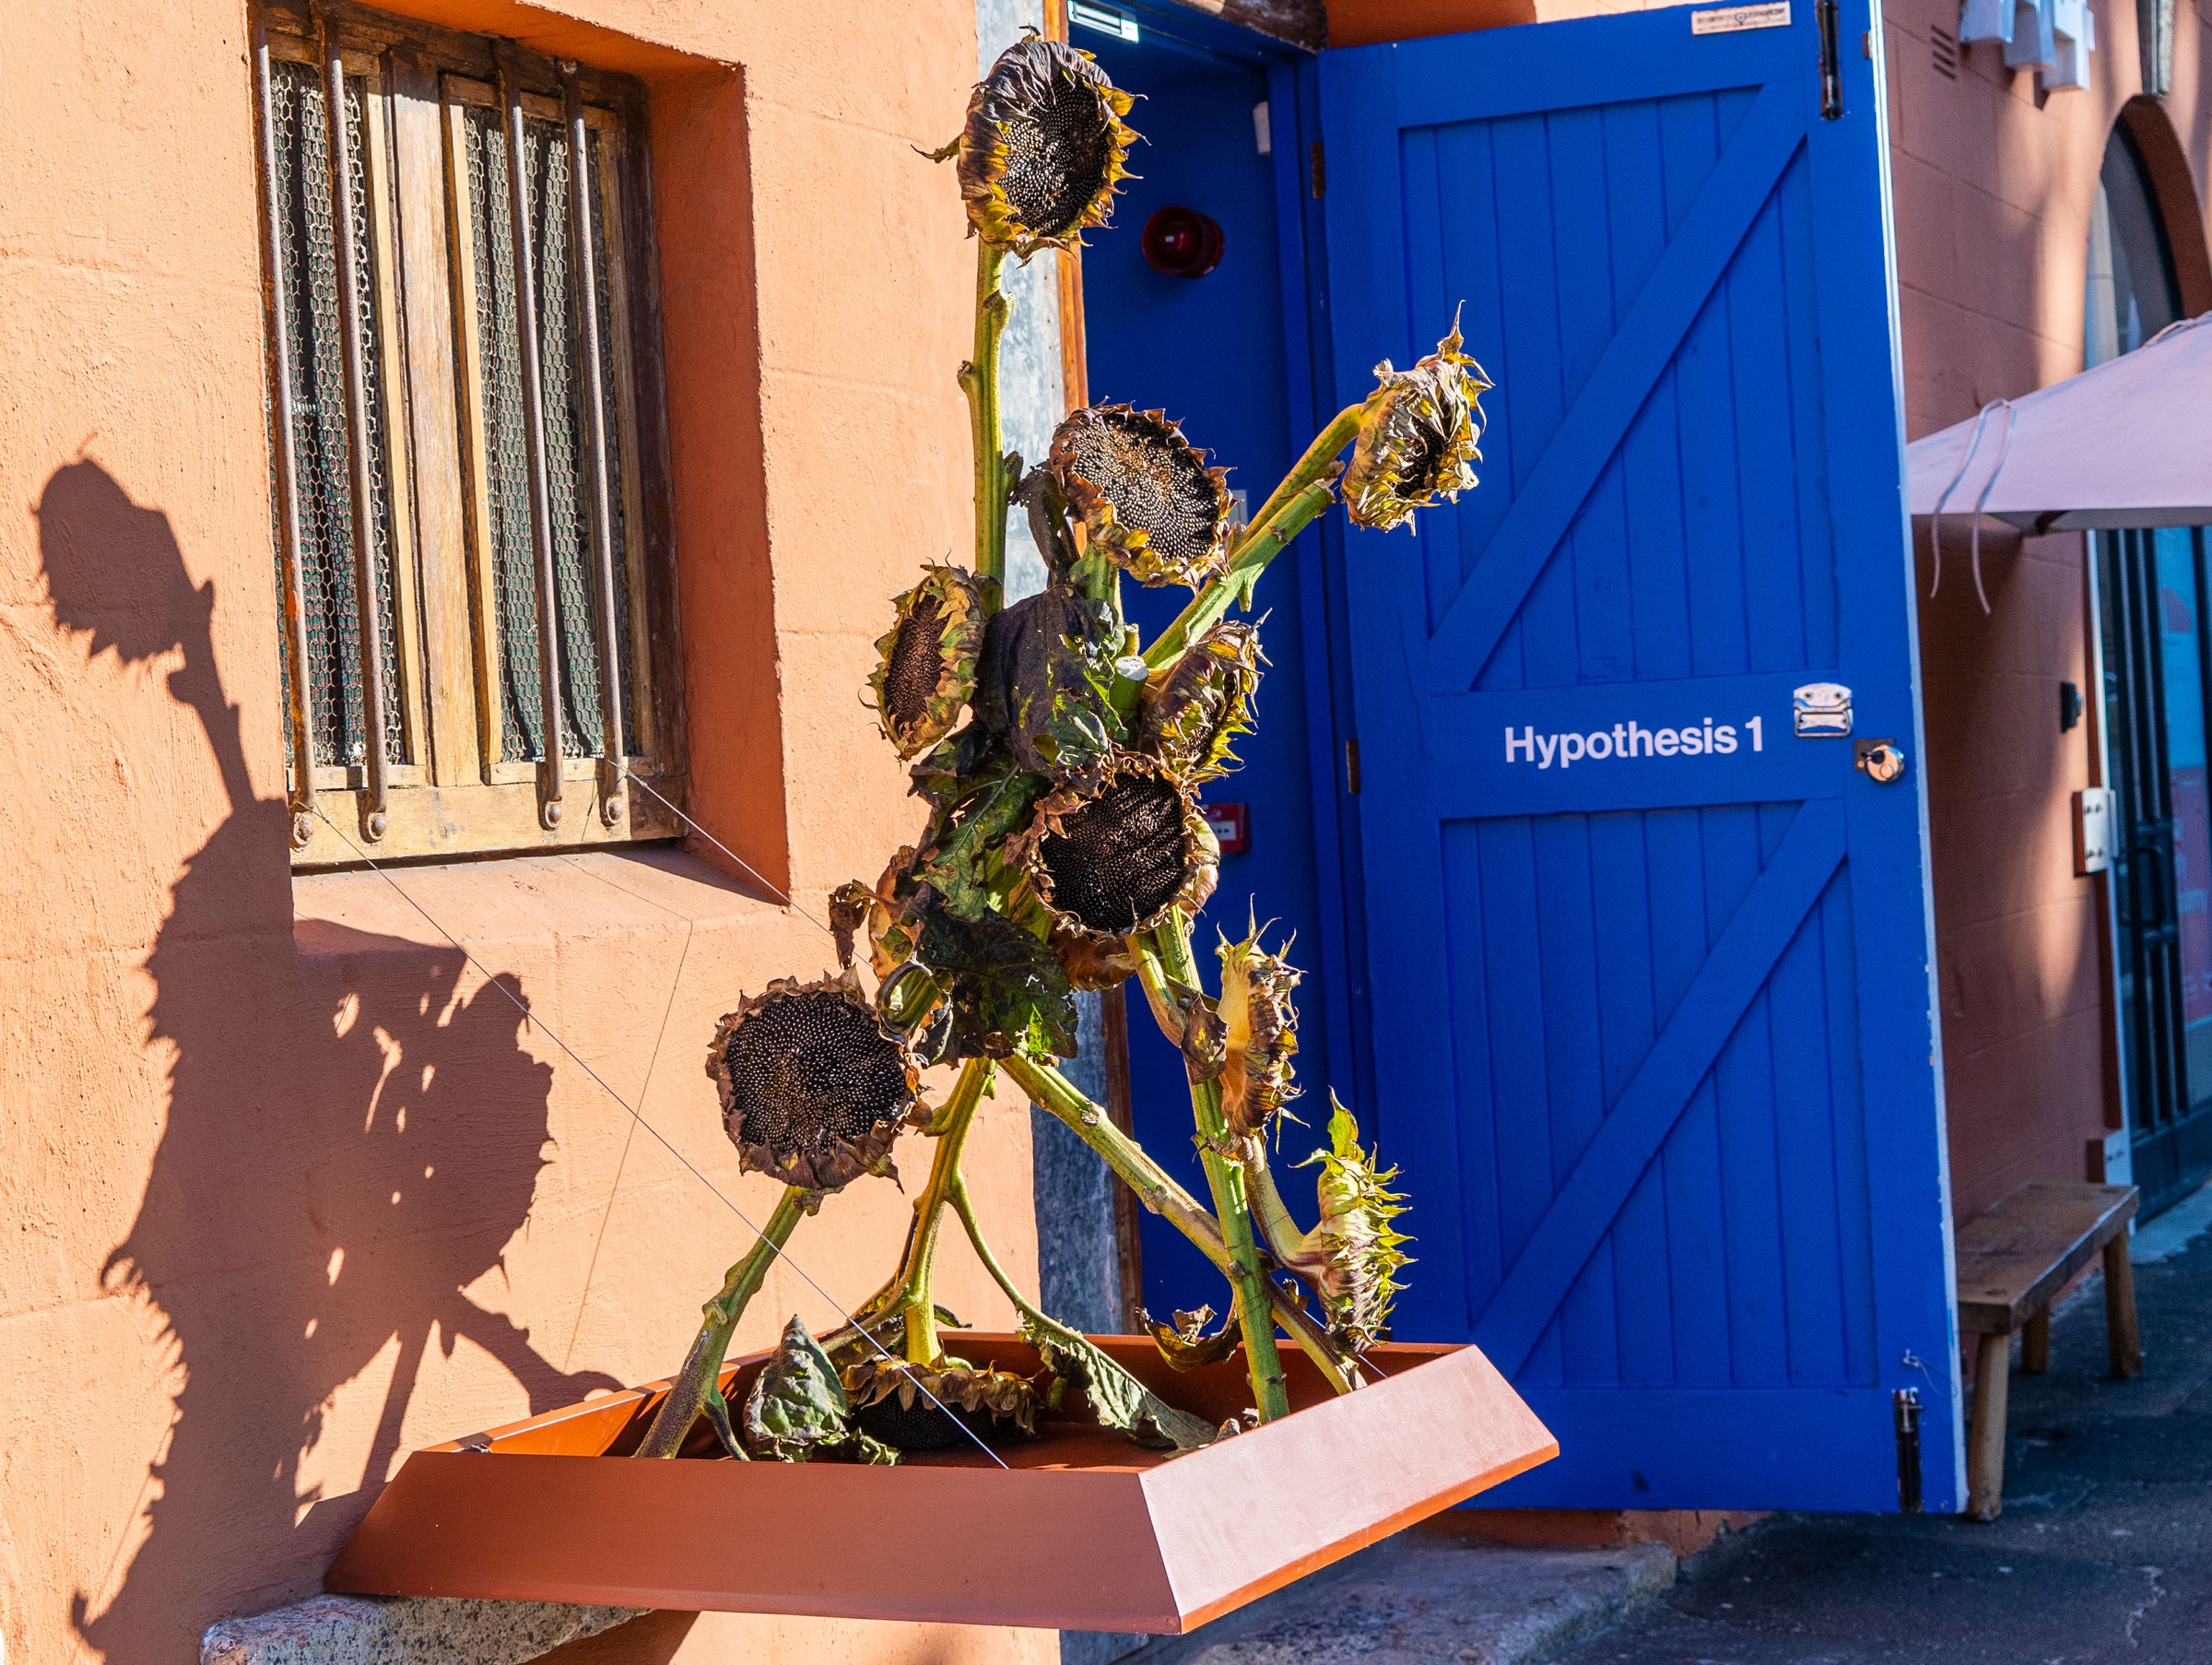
[1318,2,1962,1511]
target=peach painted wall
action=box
[1885,0,2212,1220]
[0,2,1051,1662]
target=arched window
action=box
[2086,124,2184,365]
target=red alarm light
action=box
[1141,206,1225,278]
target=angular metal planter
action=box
[326,1335,1555,1635]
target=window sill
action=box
[200,1593,641,1665]
[292,844,788,957]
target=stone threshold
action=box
[200,1593,641,1664]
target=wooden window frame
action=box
[255,0,688,868]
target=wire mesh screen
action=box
[464,105,637,763]
[267,58,407,771]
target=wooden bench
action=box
[1955,1181,2141,1520]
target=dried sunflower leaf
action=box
[914,898,1078,1060]
[916,763,1051,922]
[1023,1317,1218,1452]
[974,586,1125,790]
[1144,1304,1241,1371]
[744,1316,895,1464]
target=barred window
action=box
[253,2,683,866]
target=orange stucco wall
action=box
[1885,0,2212,1221]
[0,2,1052,1662]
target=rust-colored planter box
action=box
[326,1334,1555,1634]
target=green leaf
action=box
[917,900,1077,1060]
[1021,1316,1218,1452]
[916,763,1049,922]
[743,1315,895,1464]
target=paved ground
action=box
[1559,1191,2212,1664]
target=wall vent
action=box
[1931,23,1960,77]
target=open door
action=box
[1316,2,1963,1510]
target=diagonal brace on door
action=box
[1472,797,1848,1376]
[1425,79,1808,696]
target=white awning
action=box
[1906,313,2212,532]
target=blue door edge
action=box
[1310,2,1970,1513]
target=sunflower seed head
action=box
[1009,750,1219,943]
[1141,620,1265,784]
[1343,313,1491,533]
[706,967,927,1194]
[955,38,1138,258]
[869,564,986,759]
[1049,405,1231,588]
[843,1357,1039,1447]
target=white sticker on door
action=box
[1691,0,1791,32]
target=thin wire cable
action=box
[1929,399,2000,602]
[1967,401,2018,616]
[309,805,1009,1469]
[626,772,836,940]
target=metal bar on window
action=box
[317,4,391,840]
[498,40,567,827]
[253,17,321,851]
[563,63,627,828]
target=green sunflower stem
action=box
[1141,918,1291,1423]
[1241,1142,1323,1289]
[947,1170,1060,1337]
[1238,401,1366,559]
[1143,478,1339,673]
[999,1052,1359,1395]
[960,242,1013,593]
[634,1184,811,1458]
[888,1057,994,1364]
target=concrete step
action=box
[1073,1530,1677,1665]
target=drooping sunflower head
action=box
[1342,313,1491,533]
[868,564,986,759]
[1217,915,1301,1140]
[1048,405,1231,588]
[706,968,927,1194]
[1010,751,1218,942]
[843,1356,1039,1449]
[1141,620,1265,784]
[955,38,1137,258]
[1296,1094,1412,1352]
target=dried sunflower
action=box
[1009,751,1218,942]
[972,584,1122,789]
[1285,1096,1410,1352]
[953,38,1137,258]
[1140,620,1265,784]
[1343,315,1491,533]
[1050,921,1137,992]
[868,564,986,759]
[1048,405,1231,588]
[1217,918,1300,1140]
[707,967,928,1193]
[843,1355,1039,1449]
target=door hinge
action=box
[1893,1388,1924,1512]
[1817,0,1844,117]
[1345,737,1361,794]
[1310,139,1326,198]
